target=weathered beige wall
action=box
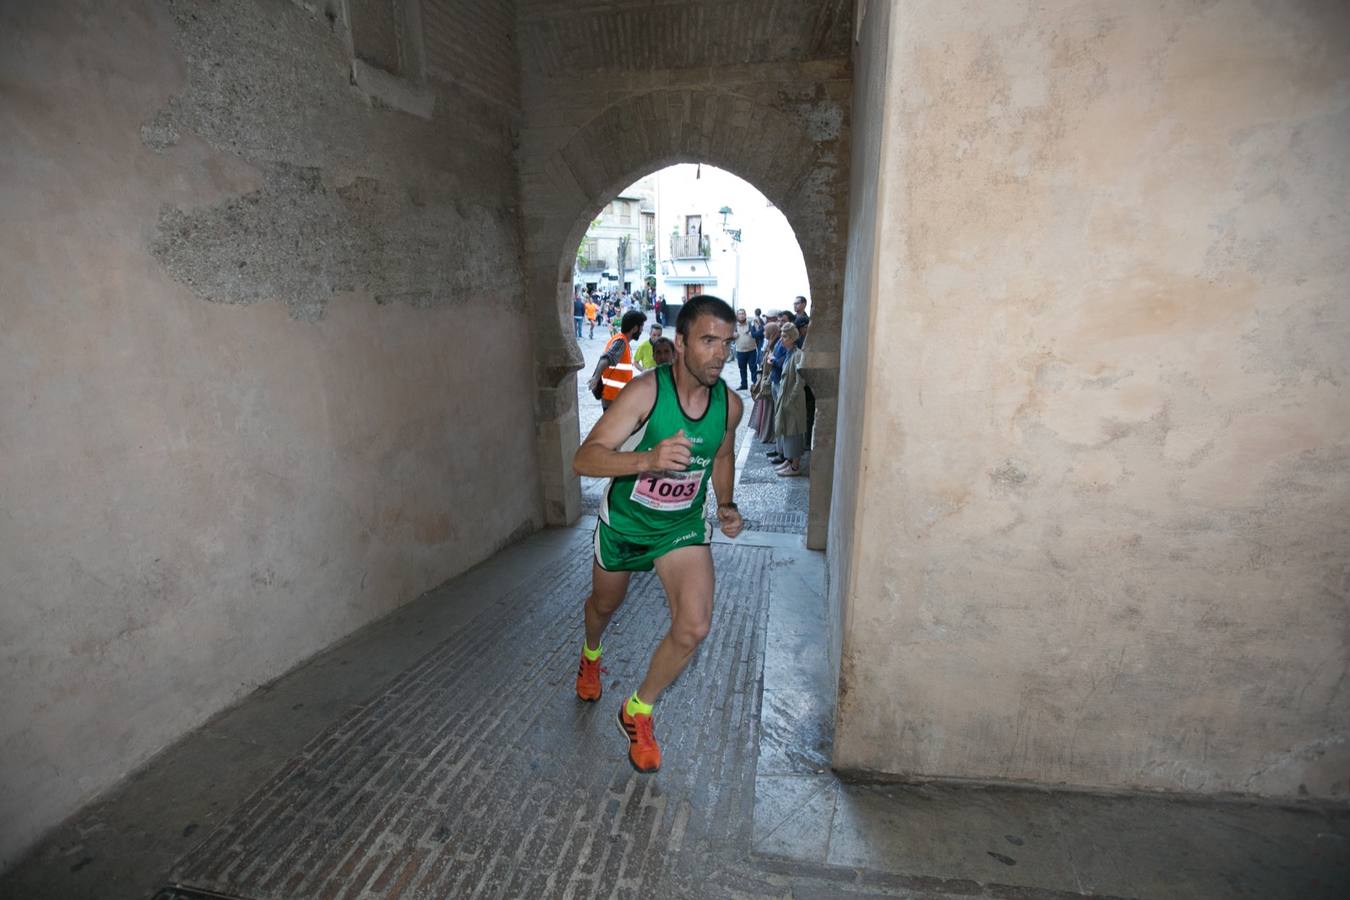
[0,0,538,867]
[834,0,1350,798]
[828,0,892,691]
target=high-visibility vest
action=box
[600,334,636,402]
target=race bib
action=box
[630,469,705,511]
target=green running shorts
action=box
[593,517,713,572]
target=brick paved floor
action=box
[8,520,1348,900]
[171,534,774,900]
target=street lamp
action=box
[719,207,742,308]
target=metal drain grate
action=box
[153,885,255,900]
[746,511,807,533]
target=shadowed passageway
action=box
[4,1,1349,897]
[5,430,1346,898]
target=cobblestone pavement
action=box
[576,317,811,535]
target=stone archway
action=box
[520,86,848,549]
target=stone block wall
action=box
[0,0,538,867]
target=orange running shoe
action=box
[617,706,661,773]
[575,653,605,702]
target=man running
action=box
[572,295,744,773]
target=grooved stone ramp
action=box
[170,533,772,900]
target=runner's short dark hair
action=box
[620,310,647,336]
[650,337,675,352]
[676,294,736,337]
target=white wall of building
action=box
[649,164,809,312]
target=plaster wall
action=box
[834,0,1350,798]
[0,0,537,867]
[828,0,893,698]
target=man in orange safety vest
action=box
[586,310,646,410]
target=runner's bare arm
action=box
[712,391,745,538]
[573,374,690,477]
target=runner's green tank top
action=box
[601,365,727,536]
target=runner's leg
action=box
[585,559,632,651]
[634,544,714,703]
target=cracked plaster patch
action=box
[150,164,520,320]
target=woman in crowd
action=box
[770,323,807,476]
[754,320,782,446]
[749,308,766,368]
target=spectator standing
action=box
[771,324,808,476]
[765,321,789,447]
[761,319,780,360]
[748,361,773,443]
[632,323,664,372]
[756,323,788,447]
[573,295,586,339]
[791,296,814,444]
[749,308,765,366]
[732,309,758,391]
[792,296,810,347]
[768,324,789,393]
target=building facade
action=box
[573,176,655,295]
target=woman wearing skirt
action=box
[770,324,808,476]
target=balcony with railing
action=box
[575,255,609,273]
[669,233,710,258]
